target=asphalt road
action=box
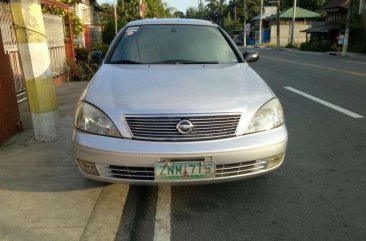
[119,49,366,241]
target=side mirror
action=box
[88,51,103,65]
[243,51,259,63]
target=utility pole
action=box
[243,0,246,47]
[139,0,143,19]
[10,0,59,142]
[114,0,118,35]
[359,0,363,14]
[269,0,281,48]
[342,0,353,56]
[290,0,297,46]
[234,0,237,26]
[258,0,264,45]
[276,0,280,49]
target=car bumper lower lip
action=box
[72,125,288,185]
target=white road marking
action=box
[284,87,365,119]
[262,55,366,77]
[342,60,366,65]
[153,186,171,241]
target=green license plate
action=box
[154,161,216,181]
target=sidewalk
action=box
[237,44,366,60]
[265,46,366,60]
[0,82,128,241]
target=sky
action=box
[163,0,199,12]
[98,0,200,13]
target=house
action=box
[250,6,278,44]
[267,7,322,46]
[302,0,349,43]
[74,0,103,50]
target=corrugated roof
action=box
[301,22,341,33]
[322,0,349,10]
[279,7,322,19]
[252,6,278,20]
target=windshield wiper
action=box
[109,60,142,64]
[151,60,219,64]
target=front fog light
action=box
[77,159,99,175]
[266,153,285,169]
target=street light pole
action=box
[258,0,264,45]
[290,0,297,46]
[243,0,246,47]
[276,0,280,49]
[342,0,353,56]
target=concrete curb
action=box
[80,184,129,241]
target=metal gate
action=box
[0,2,26,103]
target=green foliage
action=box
[144,0,170,18]
[101,18,119,45]
[300,41,331,52]
[92,43,109,55]
[281,0,331,11]
[73,60,97,81]
[70,11,84,37]
[285,43,298,48]
[73,47,100,81]
[349,42,366,54]
[300,42,311,51]
[185,7,203,19]
[75,47,89,62]
[41,1,84,37]
[174,11,185,18]
[100,0,171,43]
[205,0,226,26]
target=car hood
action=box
[85,63,274,116]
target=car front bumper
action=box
[72,125,288,185]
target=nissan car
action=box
[72,18,288,185]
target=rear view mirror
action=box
[243,51,259,63]
[89,51,104,65]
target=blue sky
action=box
[97,0,199,13]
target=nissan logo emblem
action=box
[176,119,194,134]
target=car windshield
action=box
[109,24,239,64]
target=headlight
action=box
[75,102,121,137]
[245,98,284,134]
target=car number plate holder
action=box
[154,159,216,181]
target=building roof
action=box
[322,0,350,10]
[278,7,322,19]
[301,22,341,33]
[251,6,278,21]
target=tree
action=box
[281,0,331,11]
[205,0,227,26]
[100,0,172,44]
[174,11,185,18]
[185,7,201,18]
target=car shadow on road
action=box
[0,81,103,193]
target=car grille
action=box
[100,165,155,180]
[98,160,267,181]
[215,160,267,178]
[125,114,241,141]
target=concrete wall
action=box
[270,23,311,46]
[43,14,68,78]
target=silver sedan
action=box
[72,19,288,185]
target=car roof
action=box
[126,18,217,27]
